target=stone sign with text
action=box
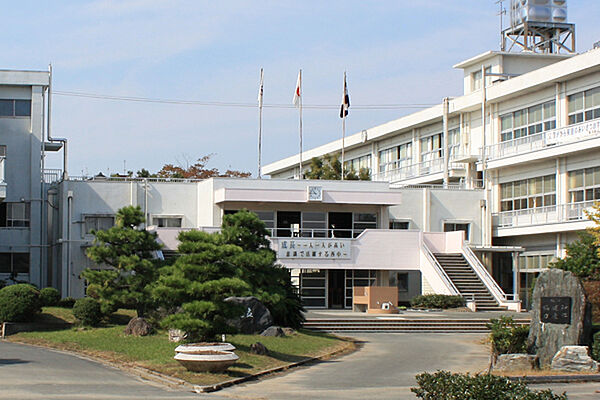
[541,297,572,324]
[277,238,352,259]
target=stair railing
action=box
[422,242,460,296]
[461,244,521,309]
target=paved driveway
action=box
[0,341,221,400]
[212,333,491,400]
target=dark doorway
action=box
[328,212,352,238]
[492,252,514,294]
[328,270,345,308]
[277,211,301,237]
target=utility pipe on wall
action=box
[442,97,449,188]
[47,64,68,180]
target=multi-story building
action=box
[263,47,600,307]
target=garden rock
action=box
[261,326,285,337]
[551,346,600,373]
[224,296,273,334]
[124,317,152,336]
[168,329,188,343]
[250,342,268,355]
[282,327,296,336]
[493,354,538,373]
[527,269,593,367]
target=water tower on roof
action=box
[502,0,575,54]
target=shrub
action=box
[487,316,530,356]
[410,294,465,309]
[592,331,600,362]
[40,287,61,307]
[411,371,567,400]
[0,280,6,290]
[0,284,41,322]
[57,297,76,308]
[72,298,103,326]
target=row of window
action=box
[0,253,29,274]
[568,87,600,125]
[500,101,556,142]
[0,202,30,227]
[83,215,183,234]
[343,154,371,174]
[0,99,31,117]
[500,175,556,212]
[568,166,600,203]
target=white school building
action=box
[2,10,600,311]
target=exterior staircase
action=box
[433,253,507,311]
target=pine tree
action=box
[82,206,161,317]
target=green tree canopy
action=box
[304,154,370,181]
[81,206,162,317]
[551,231,600,280]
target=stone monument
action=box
[527,269,592,368]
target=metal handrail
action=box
[421,241,460,296]
[493,200,596,228]
[266,227,369,239]
[43,168,62,184]
[462,244,519,304]
[372,156,466,183]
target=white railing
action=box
[484,119,600,160]
[372,157,466,184]
[421,241,460,296]
[43,169,62,184]
[462,245,521,309]
[0,156,5,183]
[266,227,369,239]
[493,200,596,228]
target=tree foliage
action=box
[152,230,250,341]
[81,206,162,317]
[221,210,305,329]
[304,154,370,181]
[157,154,251,179]
[551,231,600,280]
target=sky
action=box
[3,1,600,177]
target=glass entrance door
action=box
[328,269,345,309]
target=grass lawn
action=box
[8,307,353,386]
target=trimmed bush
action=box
[487,316,529,356]
[0,284,41,322]
[40,287,61,307]
[72,298,103,326]
[592,331,600,362]
[410,294,465,309]
[411,371,567,400]
[57,297,76,308]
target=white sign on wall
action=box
[545,120,600,146]
[277,238,352,259]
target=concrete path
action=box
[0,341,222,400]
[211,333,491,400]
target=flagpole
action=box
[257,68,263,179]
[341,71,347,181]
[299,69,303,179]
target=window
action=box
[568,87,600,125]
[389,220,410,230]
[353,213,377,237]
[152,217,182,228]
[500,101,556,142]
[420,133,442,161]
[301,211,326,238]
[568,166,600,203]
[345,270,377,307]
[471,66,491,91]
[443,222,470,240]
[0,145,5,157]
[0,99,31,117]
[84,215,114,234]
[0,202,30,227]
[379,142,412,173]
[252,211,275,230]
[518,253,554,271]
[448,128,460,159]
[500,175,556,211]
[344,154,371,176]
[0,253,29,275]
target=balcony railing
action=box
[266,227,372,239]
[493,200,596,229]
[484,119,600,161]
[43,169,62,184]
[0,156,5,183]
[372,157,466,184]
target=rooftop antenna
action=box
[496,0,506,50]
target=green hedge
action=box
[410,294,465,309]
[0,284,41,322]
[57,297,76,308]
[40,287,61,307]
[412,371,567,400]
[592,331,600,361]
[486,316,529,356]
[73,298,103,327]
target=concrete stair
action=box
[433,253,507,311]
[304,318,530,333]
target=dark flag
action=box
[340,72,350,118]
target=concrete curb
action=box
[508,374,600,384]
[4,336,357,394]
